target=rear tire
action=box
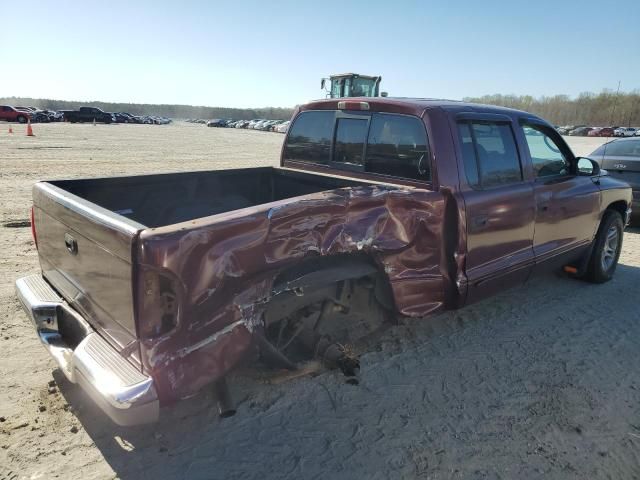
[584,210,624,283]
[17,115,27,124]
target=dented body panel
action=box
[137,185,448,401]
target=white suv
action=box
[614,127,638,137]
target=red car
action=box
[0,105,31,123]
[588,127,615,137]
[597,127,615,137]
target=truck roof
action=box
[301,97,544,122]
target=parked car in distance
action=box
[41,109,64,122]
[558,125,586,135]
[588,127,615,137]
[15,107,50,123]
[17,97,632,425]
[62,107,115,124]
[274,120,290,133]
[569,126,593,136]
[596,127,615,137]
[615,127,638,137]
[590,137,640,224]
[113,112,135,123]
[206,119,226,127]
[0,105,31,123]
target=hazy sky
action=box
[2,0,638,108]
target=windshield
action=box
[331,77,379,98]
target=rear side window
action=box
[283,111,334,164]
[457,121,522,188]
[366,114,430,180]
[593,139,640,157]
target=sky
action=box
[1,0,638,108]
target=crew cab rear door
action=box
[454,113,536,304]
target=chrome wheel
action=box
[600,225,619,271]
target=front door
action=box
[518,121,600,268]
[456,115,536,304]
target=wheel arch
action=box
[605,200,628,220]
[270,252,396,311]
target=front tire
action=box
[17,115,27,124]
[585,210,624,283]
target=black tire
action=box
[585,210,624,283]
[17,115,27,124]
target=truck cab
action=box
[321,73,383,98]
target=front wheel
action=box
[17,115,27,124]
[585,210,624,283]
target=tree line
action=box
[463,90,640,127]
[0,97,295,120]
[3,90,639,126]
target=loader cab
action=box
[321,73,383,98]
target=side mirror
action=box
[576,157,600,176]
[380,91,388,97]
[320,78,326,90]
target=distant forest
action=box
[0,97,295,120]
[463,90,640,127]
[2,90,639,126]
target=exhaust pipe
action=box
[214,377,236,418]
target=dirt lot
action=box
[1,123,639,480]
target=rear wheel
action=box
[260,273,394,380]
[585,210,624,283]
[17,115,27,124]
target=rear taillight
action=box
[30,206,38,249]
[337,101,370,111]
[138,268,180,338]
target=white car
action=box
[614,127,637,137]
[274,121,290,133]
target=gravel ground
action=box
[1,123,638,480]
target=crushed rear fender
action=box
[136,185,455,402]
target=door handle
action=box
[538,204,549,212]
[472,214,489,228]
[64,233,78,255]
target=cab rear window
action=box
[283,111,333,164]
[283,110,431,181]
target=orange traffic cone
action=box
[8,126,13,134]
[26,120,34,137]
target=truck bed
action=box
[51,167,367,227]
[32,167,373,360]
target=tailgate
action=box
[32,182,144,352]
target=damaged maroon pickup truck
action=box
[16,98,632,425]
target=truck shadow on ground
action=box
[53,258,640,480]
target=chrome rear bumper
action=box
[15,274,159,426]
